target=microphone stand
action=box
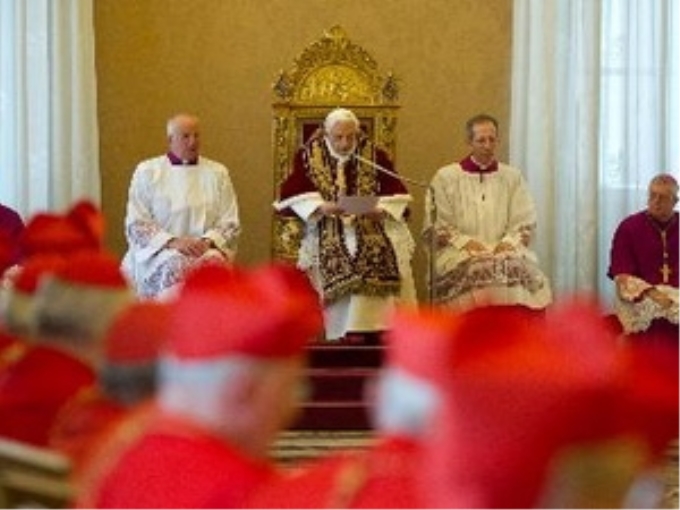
[353,154,438,304]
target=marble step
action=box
[271,430,375,466]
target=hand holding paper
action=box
[337,195,379,215]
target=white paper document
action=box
[338,195,379,215]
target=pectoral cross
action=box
[661,262,672,284]
[647,214,676,285]
[660,231,671,284]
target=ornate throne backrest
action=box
[271,25,400,261]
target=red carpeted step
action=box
[307,368,376,401]
[306,343,384,368]
[291,401,372,430]
[292,343,385,431]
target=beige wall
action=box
[94,0,512,301]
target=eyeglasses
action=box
[648,192,676,203]
[472,136,498,144]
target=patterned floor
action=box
[270,432,679,507]
[270,430,375,467]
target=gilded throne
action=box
[271,25,400,261]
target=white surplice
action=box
[425,162,552,310]
[122,155,240,299]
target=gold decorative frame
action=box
[272,25,400,261]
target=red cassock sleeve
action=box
[0,346,96,447]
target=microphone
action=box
[351,153,430,190]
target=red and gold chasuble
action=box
[279,133,405,303]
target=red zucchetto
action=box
[167,263,323,360]
[104,301,170,365]
[20,200,104,258]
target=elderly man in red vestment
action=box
[49,301,170,472]
[608,173,679,341]
[275,108,415,343]
[0,255,67,384]
[422,299,679,508]
[249,305,461,508]
[1,200,103,335]
[1,204,98,373]
[0,201,131,447]
[0,250,133,447]
[75,263,323,509]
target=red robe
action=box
[0,330,26,376]
[0,345,95,446]
[76,410,278,509]
[48,387,127,471]
[250,436,425,508]
[279,136,408,203]
[276,133,412,339]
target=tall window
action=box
[511,0,679,305]
[0,0,99,218]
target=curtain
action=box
[510,0,679,307]
[0,0,99,219]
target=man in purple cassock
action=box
[608,173,679,341]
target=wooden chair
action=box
[0,437,73,508]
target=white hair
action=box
[32,276,133,344]
[323,108,360,132]
[166,113,198,137]
[158,353,269,432]
[166,116,180,137]
[371,367,443,437]
[0,289,35,337]
[650,173,679,200]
